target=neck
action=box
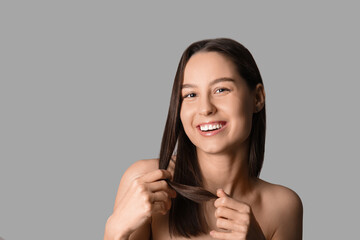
[197,144,254,198]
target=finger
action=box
[215,218,247,233]
[210,230,245,240]
[147,180,177,197]
[152,201,167,215]
[214,206,243,221]
[149,191,173,210]
[210,230,233,240]
[217,188,228,198]
[214,191,251,214]
[149,191,171,203]
[141,169,172,183]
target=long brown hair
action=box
[158,38,266,237]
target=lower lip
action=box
[197,122,227,137]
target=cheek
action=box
[180,105,198,143]
[225,99,253,136]
[240,105,254,138]
[180,105,192,130]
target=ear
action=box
[253,83,265,113]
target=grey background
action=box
[1,1,359,239]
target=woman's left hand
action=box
[210,189,266,240]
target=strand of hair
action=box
[165,179,217,203]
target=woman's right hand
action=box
[104,169,176,240]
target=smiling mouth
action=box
[198,121,226,132]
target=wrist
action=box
[116,233,130,240]
[104,215,131,240]
[118,230,131,240]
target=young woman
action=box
[104,38,303,240]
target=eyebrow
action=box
[181,77,235,89]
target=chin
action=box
[196,143,227,155]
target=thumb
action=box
[216,188,228,198]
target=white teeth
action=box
[200,123,223,132]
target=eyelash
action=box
[182,88,230,99]
[215,88,230,94]
[183,93,197,99]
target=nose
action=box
[198,95,216,116]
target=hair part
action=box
[159,38,266,237]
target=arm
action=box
[104,159,175,240]
[271,188,303,240]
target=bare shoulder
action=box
[123,158,160,180]
[122,157,175,181]
[257,179,303,240]
[107,159,160,240]
[114,157,176,207]
[113,159,159,209]
[259,179,302,211]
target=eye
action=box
[215,88,230,94]
[183,92,197,98]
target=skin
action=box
[104,52,303,240]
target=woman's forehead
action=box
[183,51,240,85]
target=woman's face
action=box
[180,51,256,155]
